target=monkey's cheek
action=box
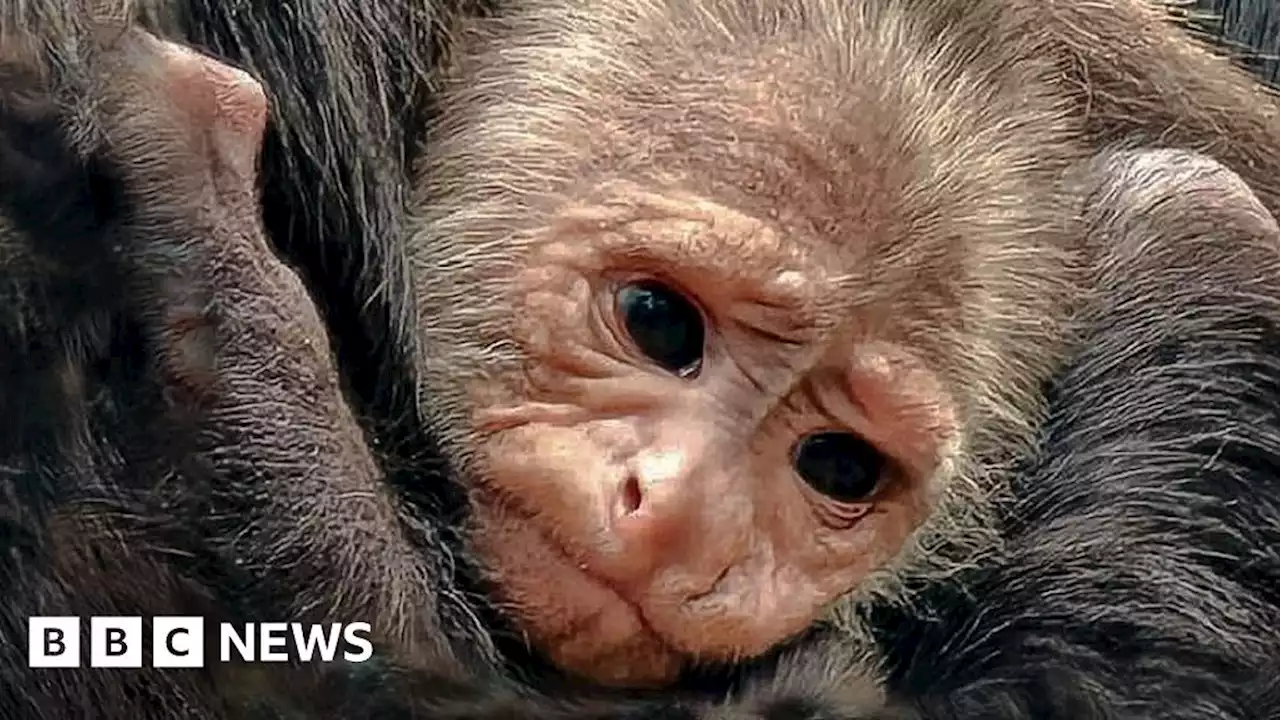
[470,499,683,686]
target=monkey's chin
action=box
[469,498,685,687]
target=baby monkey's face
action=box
[432,189,957,687]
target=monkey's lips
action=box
[469,495,685,686]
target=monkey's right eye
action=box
[615,280,705,377]
[792,431,885,503]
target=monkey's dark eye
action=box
[615,280,705,376]
[792,432,885,503]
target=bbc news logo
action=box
[27,617,374,668]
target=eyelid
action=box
[589,282,632,359]
[600,267,713,319]
[801,372,916,476]
[811,495,874,530]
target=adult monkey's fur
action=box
[3,1,1280,719]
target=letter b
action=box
[91,617,142,667]
[28,617,80,668]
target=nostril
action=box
[621,475,643,515]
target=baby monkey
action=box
[16,3,1279,717]
[409,0,1280,686]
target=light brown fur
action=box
[411,0,1097,685]
[406,0,1280,687]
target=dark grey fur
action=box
[0,14,268,717]
[868,151,1280,720]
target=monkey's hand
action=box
[90,26,468,670]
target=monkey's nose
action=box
[599,449,708,595]
[619,474,644,515]
[612,448,693,532]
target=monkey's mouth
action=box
[530,529,688,685]
[470,490,685,686]
[538,523,663,636]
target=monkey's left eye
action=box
[615,280,705,377]
[791,431,884,503]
